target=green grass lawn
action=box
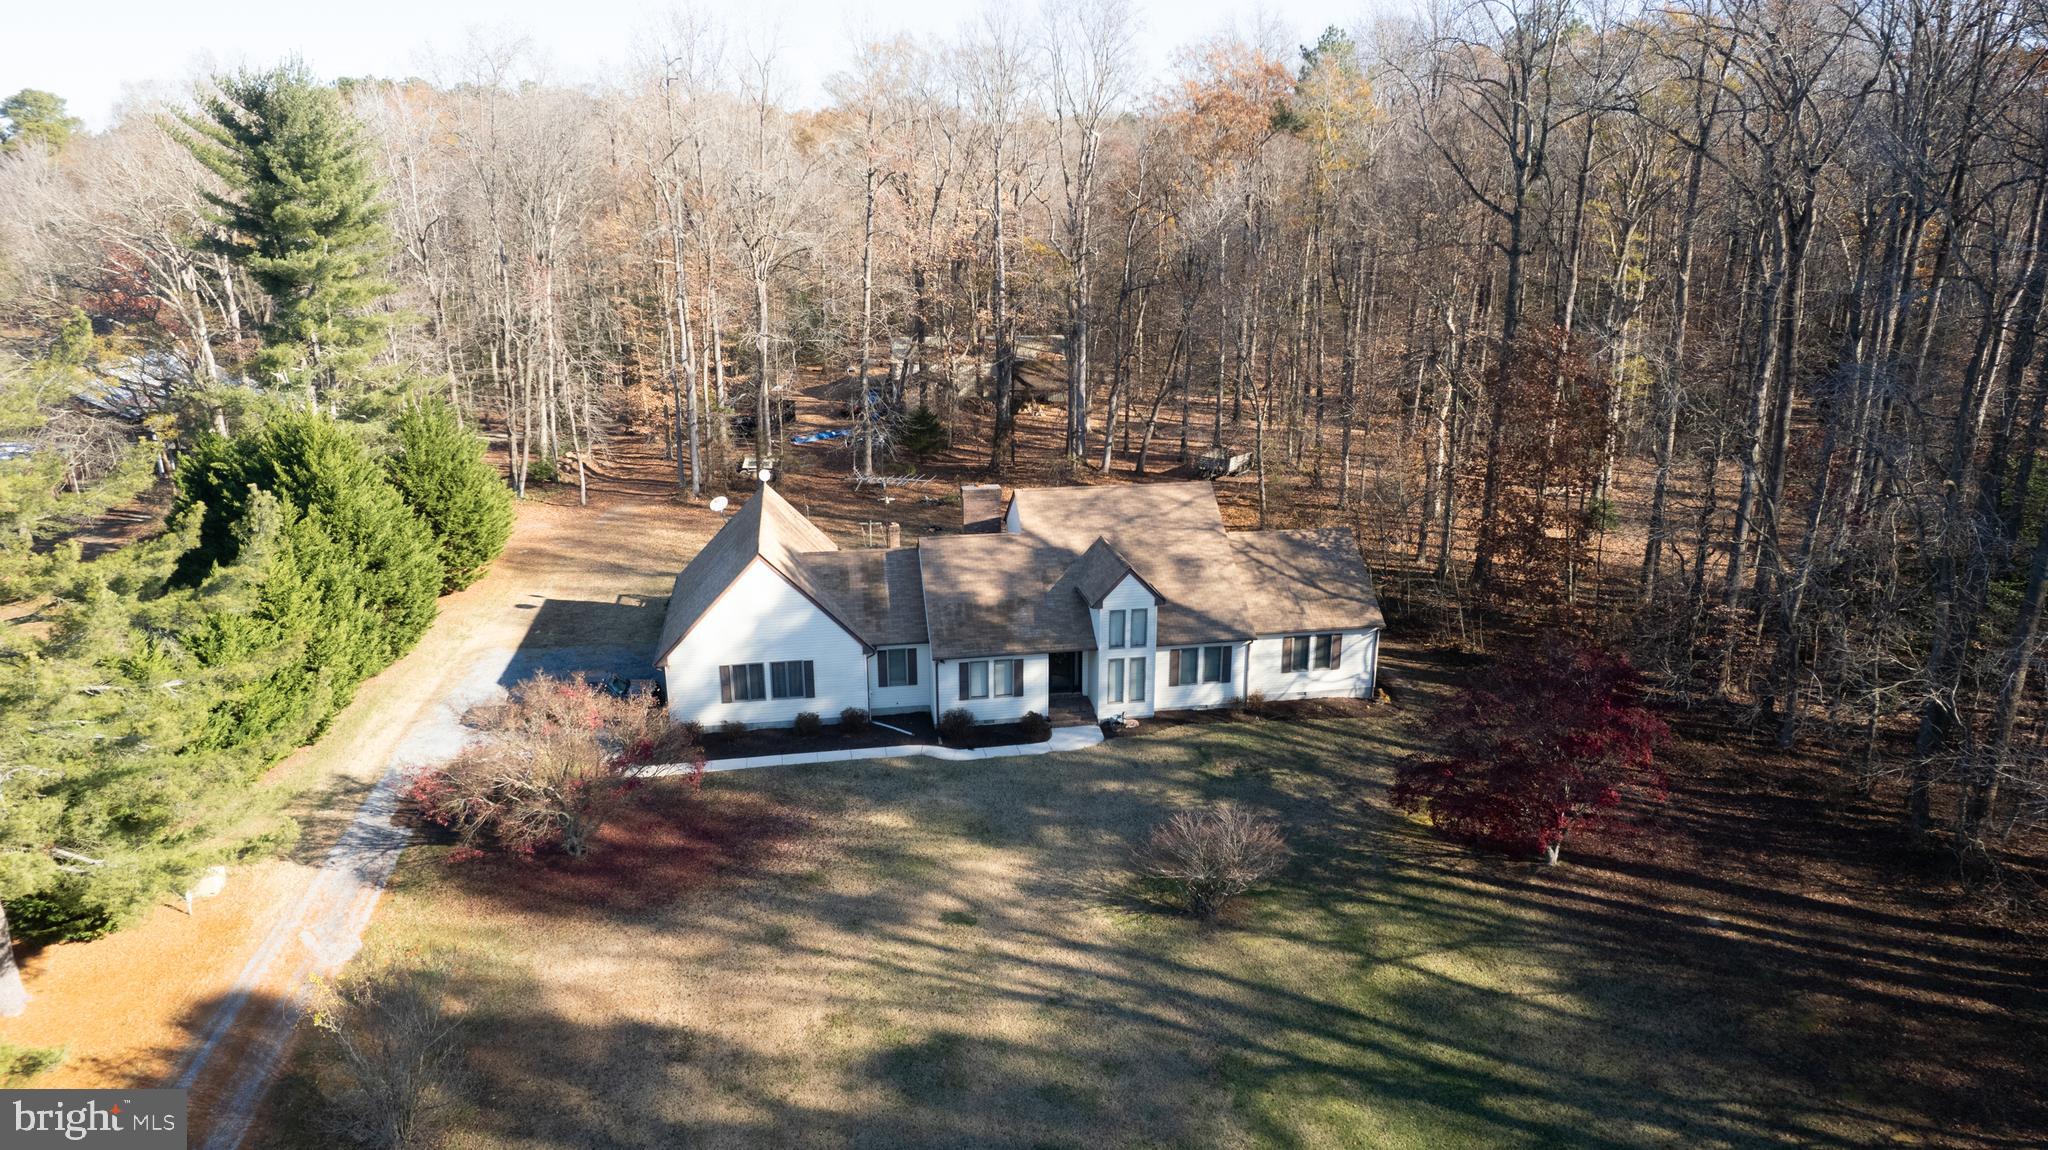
[255,676,1924,1149]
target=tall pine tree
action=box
[177,63,393,390]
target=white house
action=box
[653,480,1383,729]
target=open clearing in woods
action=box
[9,382,2043,1145]
[253,640,2047,1150]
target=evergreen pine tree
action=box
[174,411,443,731]
[386,400,514,592]
[0,89,82,154]
[176,63,393,388]
[897,406,950,464]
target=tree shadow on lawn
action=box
[264,650,2048,1149]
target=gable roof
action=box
[1003,481,1259,647]
[916,533,1097,660]
[1006,481,1226,546]
[1227,528,1386,635]
[654,484,863,663]
[1065,537,1159,606]
[789,548,930,647]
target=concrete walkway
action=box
[645,722,1104,776]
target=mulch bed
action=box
[433,781,809,915]
[698,711,1051,760]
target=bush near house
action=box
[1018,711,1052,742]
[793,711,823,737]
[407,673,701,859]
[938,708,975,743]
[838,707,871,732]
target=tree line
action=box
[0,67,513,1013]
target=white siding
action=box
[1154,641,1251,711]
[867,644,934,715]
[934,653,1049,724]
[1248,628,1380,701]
[661,559,868,728]
[1090,575,1158,718]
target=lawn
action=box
[252,645,2043,1149]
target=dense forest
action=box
[4,0,2048,979]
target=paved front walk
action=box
[645,722,1105,776]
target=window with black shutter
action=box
[770,660,815,699]
[720,663,766,702]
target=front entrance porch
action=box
[1048,650,1084,693]
[1048,692,1097,727]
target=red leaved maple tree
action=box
[1392,644,1670,865]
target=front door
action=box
[1048,651,1081,693]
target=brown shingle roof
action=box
[1007,481,1226,544]
[790,548,929,647]
[1004,481,1259,647]
[916,533,1097,660]
[1227,528,1385,634]
[654,484,862,664]
[1065,537,1156,605]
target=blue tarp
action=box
[790,428,852,445]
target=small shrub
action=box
[718,719,749,738]
[1232,690,1273,719]
[1018,710,1052,741]
[309,962,467,1150]
[938,708,975,742]
[1137,803,1290,922]
[839,707,872,732]
[676,719,705,745]
[793,711,824,737]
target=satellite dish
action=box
[708,496,729,513]
[757,468,775,484]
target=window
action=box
[1129,608,1149,647]
[770,660,815,699]
[993,658,1025,697]
[719,663,766,703]
[1129,656,1146,701]
[1281,633,1343,673]
[960,659,1024,700]
[1313,633,1343,669]
[1107,658,1126,703]
[879,647,918,688]
[1282,635,1310,673]
[1169,646,1232,686]
[960,660,990,699]
[1108,609,1127,648]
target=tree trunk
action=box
[0,901,27,1017]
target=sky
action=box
[3,0,1374,130]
